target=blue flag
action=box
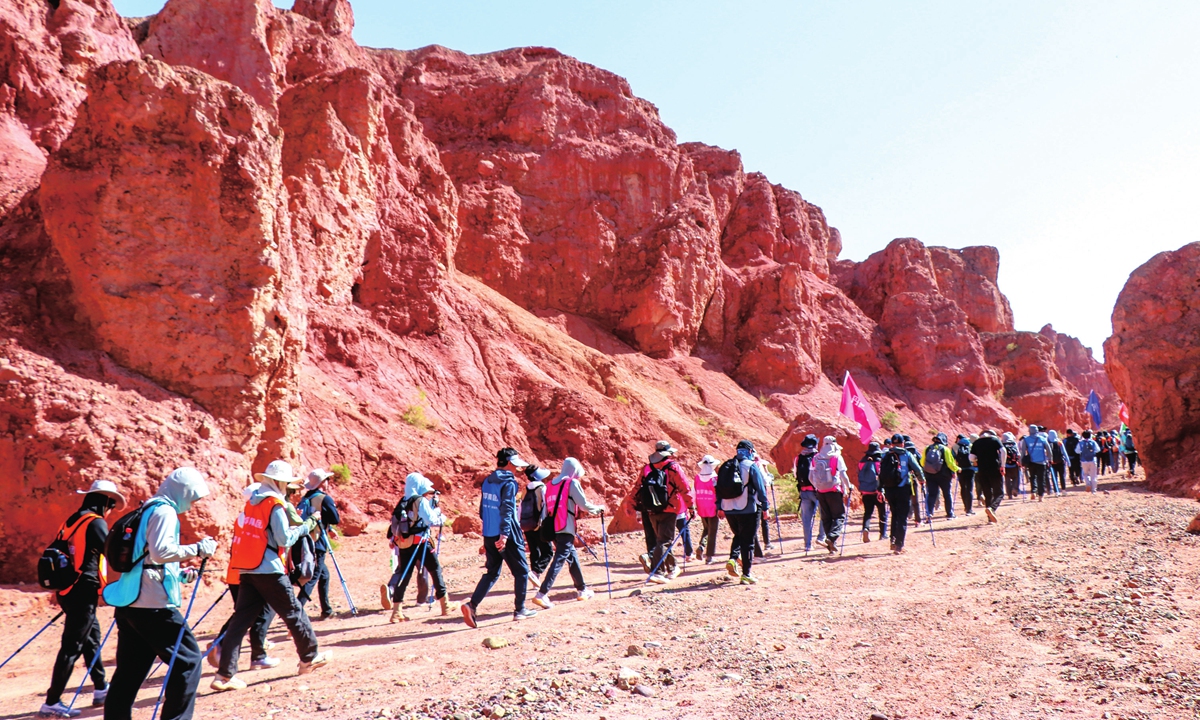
[1086,390,1102,429]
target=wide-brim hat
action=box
[527,466,552,482]
[255,460,304,490]
[654,440,677,457]
[306,468,334,491]
[78,480,126,509]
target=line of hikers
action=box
[31,423,1139,718]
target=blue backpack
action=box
[1078,439,1100,463]
[857,459,881,492]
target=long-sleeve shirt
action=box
[544,476,603,536]
[241,489,316,575]
[302,489,341,552]
[639,460,695,515]
[131,502,202,609]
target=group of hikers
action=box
[29,423,1138,719]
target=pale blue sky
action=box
[114,0,1200,358]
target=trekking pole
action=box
[151,557,207,720]
[768,484,785,555]
[645,525,684,583]
[393,533,427,606]
[599,511,613,600]
[65,618,116,713]
[148,585,229,678]
[321,525,358,616]
[918,484,936,547]
[0,611,64,670]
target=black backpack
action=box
[37,513,96,591]
[878,451,903,488]
[519,485,542,532]
[105,501,158,574]
[714,458,746,500]
[923,445,944,474]
[391,496,426,539]
[637,463,674,513]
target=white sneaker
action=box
[91,688,108,707]
[210,675,247,692]
[647,574,669,585]
[38,702,81,718]
[531,594,553,610]
[577,588,594,601]
[250,656,281,669]
[298,650,332,675]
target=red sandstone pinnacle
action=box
[1105,242,1200,496]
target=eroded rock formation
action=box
[0,0,1113,580]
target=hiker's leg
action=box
[501,535,530,612]
[46,586,98,705]
[564,538,587,591]
[860,494,875,532]
[538,533,572,594]
[640,511,655,555]
[649,512,677,575]
[469,538,505,610]
[249,604,273,663]
[219,576,269,677]
[103,609,156,720]
[248,573,317,664]
[145,608,201,720]
[877,492,889,535]
[677,516,694,558]
[392,545,419,604]
[423,549,448,599]
[959,472,974,514]
[316,552,333,614]
[800,492,817,549]
[704,517,719,559]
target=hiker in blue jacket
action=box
[298,469,341,620]
[882,434,926,554]
[721,440,770,584]
[462,448,537,628]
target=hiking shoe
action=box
[985,507,997,523]
[91,688,107,707]
[638,554,652,573]
[439,596,459,616]
[38,702,80,718]
[577,588,594,601]
[889,541,897,552]
[894,546,906,555]
[513,608,538,621]
[824,538,837,553]
[704,557,714,565]
[531,594,553,610]
[389,606,406,623]
[647,573,669,585]
[298,651,332,675]
[667,565,683,580]
[210,675,247,692]
[739,575,758,585]
[878,531,886,541]
[947,513,957,519]
[861,530,870,543]
[206,641,220,669]
[724,559,739,578]
[250,656,281,670]
[380,584,393,610]
[461,603,478,629]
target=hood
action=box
[816,436,838,460]
[249,482,284,506]
[485,469,515,486]
[552,457,585,486]
[1048,430,1059,442]
[405,472,434,498]
[1002,432,1016,443]
[155,467,210,514]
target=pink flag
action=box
[839,371,881,445]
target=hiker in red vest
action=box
[39,480,125,718]
[211,461,332,692]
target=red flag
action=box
[1119,403,1130,426]
[839,371,881,445]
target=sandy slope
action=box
[3,469,1197,720]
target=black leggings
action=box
[885,486,913,549]
[861,492,887,535]
[697,516,719,560]
[726,513,758,576]
[46,583,106,705]
[391,541,446,603]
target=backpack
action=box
[878,452,903,488]
[105,500,162,574]
[638,463,675,511]
[857,459,881,492]
[298,492,326,524]
[519,485,543,533]
[289,533,315,586]
[1051,442,1065,464]
[37,513,97,592]
[1003,441,1020,468]
[389,496,426,549]
[953,442,971,469]
[810,456,839,492]
[1078,439,1099,462]
[923,445,944,475]
[714,458,746,500]
[1026,435,1048,464]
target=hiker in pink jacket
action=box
[693,456,720,563]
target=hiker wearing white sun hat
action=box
[694,456,720,563]
[39,480,127,717]
[213,461,331,692]
[298,468,341,619]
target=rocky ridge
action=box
[0,0,1108,580]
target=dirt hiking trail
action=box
[3,470,1198,720]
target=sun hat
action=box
[255,460,304,490]
[525,465,552,482]
[654,440,677,456]
[77,479,126,509]
[698,455,718,467]
[306,468,334,491]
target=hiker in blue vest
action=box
[1020,425,1052,501]
[462,448,536,628]
[297,469,340,620]
[1077,430,1102,492]
[857,443,886,543]
[793,434,826,552]
[531,458,605,609]
[102,468,216,720]
[880,434,926,554]
[721,440,770,583]
[1122,430,1139,475]
[922,433,960,520]
[40,480,125,718]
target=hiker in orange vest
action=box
[39,480,125,718]
[211,461,332,692]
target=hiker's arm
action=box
[570,479,604,515]
[499,481,518,539]
[322,495,340,527]
[673,465,695,511]
[750,465,769,511]
[418,497,446,528]
[145,506,199,564]
[998,446,1007,468]
[944,447,960,473]
[269,504,317,550]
